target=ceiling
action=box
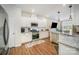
[15,4,71,21]
[4,4,71,21]
[16,4,65,15]
[16,4,64,14]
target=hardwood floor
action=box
[8,39,58,55]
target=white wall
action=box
[61,5,79,25]
[72,5,79,25]
[50,4,79,25]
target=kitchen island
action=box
[50,29,79,54]
[59,33,79,55]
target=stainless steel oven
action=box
[32,32,39,39]
[31,23,39,40]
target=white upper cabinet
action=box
[21,14,48,28]
[38,18,47,28]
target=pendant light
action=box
[58,11,60,21]
[69,5,72,20]
[69,5,73,35]
[57,11,62,32]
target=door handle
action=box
[3,19,9,45]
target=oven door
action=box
[32,32,39,39]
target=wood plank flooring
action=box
[8,40,58,55]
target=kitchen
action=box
[0,4,79,55]
[0,4,57,55]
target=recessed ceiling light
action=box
[62,4,66,7]
[32,9,35,13]
[46,15,49,17]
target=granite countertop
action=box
[50,29,79,37]
[22,31,49,33]
[50,29,79,49]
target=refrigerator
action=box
[0,5,9,55]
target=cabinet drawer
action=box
[50,32,59,43]
[59,34,79,48]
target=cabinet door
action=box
[50,33,59,43]
[20,32,32,44]
[39,31,48,39]
[38,19,47,28]
[59,43,79,55]
[59,35,77,48]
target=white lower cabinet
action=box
[20,32,32,44]
[39,31,49,39]
[50,32,59,43]
[59,34,79,55]
[59,43,79,55]
[16,31,49,47]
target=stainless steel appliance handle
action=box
[3,19,9,45]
